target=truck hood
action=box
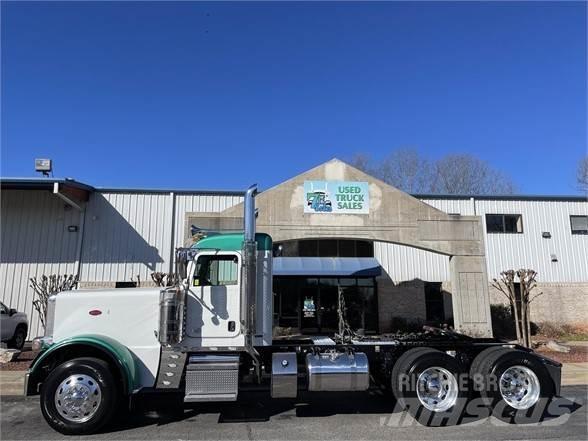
[52,286,162,345]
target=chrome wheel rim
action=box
[54,374,102,423]
[416,367,459,412]
[499,365,540,410]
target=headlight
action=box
[45,295,57,337]
[31,336,53,352]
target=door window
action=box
[193,255,238,286]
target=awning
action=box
[273,257,381,277]
[1,178,93,207]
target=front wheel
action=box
[40,357,119,435]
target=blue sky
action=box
[1,1,586,194]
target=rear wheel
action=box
[40,357,119,435]
[469,346,512,401]
[391,348,468,426]
[472,349,554,421]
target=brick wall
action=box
[488,282,588,325]
[377,275,427,332]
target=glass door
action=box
[318,278,339,333]
[300,278,319,333]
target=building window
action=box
[115,281,138,288]
[273,239,374,258]
[486,214,523,233]
[570,215,588,235]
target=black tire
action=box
[474,349,554,421]
[391,348,469,426]
[469,346,512,398]
[40,357,119,435]
[8,325,26,350]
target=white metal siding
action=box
[474,199,588,282]
[374,241,450,282]
[376,198,588,284]
[421,198,475,216]
[1,190,81,338]
[80,192,173,283]
[173,194,243,249]
[79,192,243,282]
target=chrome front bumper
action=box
[23,372,31,396]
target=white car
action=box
[0,302,28,350]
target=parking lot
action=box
[1,386,586,441]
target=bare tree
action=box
[30,274,79,331]
[350,150,516,195]
[432,154,516,195]
[351,149,433,193]
[151,272,179,287]
[349,153,373,176]
[577,156,588,193]
[377,149,434,193]
[491,269,542,347]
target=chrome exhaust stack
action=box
[242,184,261,380]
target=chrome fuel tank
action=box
[306,352,369,392]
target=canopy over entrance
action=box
[273,257,381,277]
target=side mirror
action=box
[9,308,17,316]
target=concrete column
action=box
[449,255,493,337]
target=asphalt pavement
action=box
[1,386,586,440]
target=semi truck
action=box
[25,185,561,434]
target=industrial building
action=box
[1,159,587,339]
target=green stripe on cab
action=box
[194,233,272,252]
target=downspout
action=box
[53,183,85,283]
[74,209,86,282]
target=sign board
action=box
[304,181,369,214]
[303,296,316,318]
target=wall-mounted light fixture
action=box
[550,253,558,262]
[67,225,78,232]
[542,232,551,239]
[35,158,52,177]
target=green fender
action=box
[28,334,140,394]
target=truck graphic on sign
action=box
[306,190,333,212]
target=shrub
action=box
[491,304,516,340]
[536,322,588,340]
[490,304,538,340]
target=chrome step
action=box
[184,354,240,402]
[155,348,187,389]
